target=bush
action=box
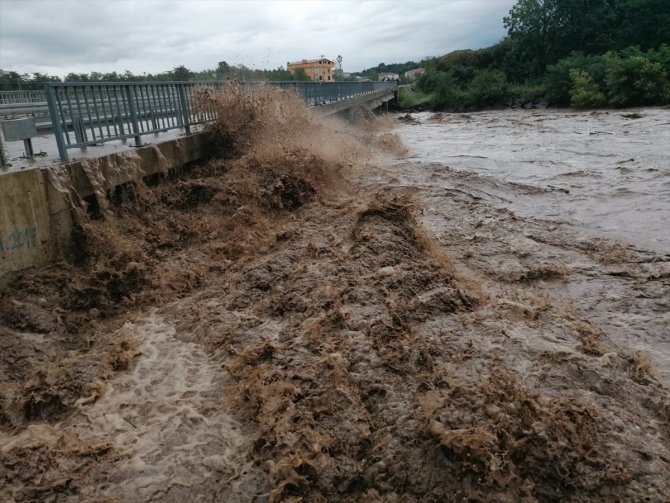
[429,71,466,110]
[647,44,670,73]
[604,51,668,106]
[547,47,670,108]
[569,69,607,108]
[467,69,510,108]
[420,68,510,111]
[509,81,548,103]
[545,53,607,106]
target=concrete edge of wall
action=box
[0,132,208,288]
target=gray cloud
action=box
[0,0,516,76]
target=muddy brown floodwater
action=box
[397,108,670,254]
[1,89,669,503]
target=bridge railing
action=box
[0,90,50,123]
[44,80,397,161]
[0,90,46,104]
[267,80,397,105]
[45,81,225,161]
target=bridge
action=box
[1,80,397,164]
[0,80,397,284]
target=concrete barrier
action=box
[0,133,207,287]
[0,169,52,285]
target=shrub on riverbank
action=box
[400,0,670,112]
[413,45,670,111]
[548,46,670,108]
[416,68,511,111]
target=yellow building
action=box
[287,58,335,81]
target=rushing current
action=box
[395,108,670,254]
[2,90,669,501]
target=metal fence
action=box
[0,90,46,104]
[268,80,396,106]
[45,81,225,161]
[44,80,397,161]
[0,90,49,123]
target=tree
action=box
[65,72,90,82]
[365,69,379,81]
[292,68,308,81]
[215,61,232,80]
[427,71,464,110]
[468,69,510,107]
[615,0,670,51]
[503,0,622,77]
[31,72,60,84]
[0,70,25,90]
[503,0,563,77]
[171,65,193,81]
[503,0,670,80]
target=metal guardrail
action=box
[268,80,396,106]
[41,80,396,161]
[45,81,225,161]
[0,136,7,168]
[0,102,50,123]
[0,90,46,104]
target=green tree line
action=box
[413,0,670,110]
[0,61,314,91]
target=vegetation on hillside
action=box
[413,0,670,110]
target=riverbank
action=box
[1,102,668,501]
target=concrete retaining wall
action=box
[0,133,206,286]
[0,169,52,284]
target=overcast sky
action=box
[0,0,516,77]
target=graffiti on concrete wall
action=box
[0,227,38,253]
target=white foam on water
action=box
[3,312,256,501]
[81,312,252,500]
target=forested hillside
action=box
[414,0,670,110]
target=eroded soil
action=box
[1,93,668,502]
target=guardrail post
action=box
[177,85,191,134]
[73,116,87,144]
[0,134,8,168]
[45,84,69,162]
[125,85,142,147]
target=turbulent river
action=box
[395,108,670,254]
[1,96,669,502]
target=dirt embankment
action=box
[1,87,668,502]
